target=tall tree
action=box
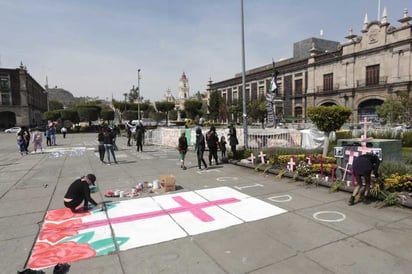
[49,100,64,111]
[208,91,222,121]
[307,105,352,156]
[247,95,266,128]
[155,101,175,126]
[376,91,411,126]
[184,99,203,120]
[76,104,101,125]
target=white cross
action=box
[345,148,359,165]
[249,153,256,165]
[287,156,296,172]
[258,151,266,164]
[342,148,359,180]
[359,117,372,141]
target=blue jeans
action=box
[104,144,117,163]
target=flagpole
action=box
[240,0,248,148]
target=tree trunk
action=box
[323,131,330,156]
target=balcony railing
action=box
[357,76,387,87]
[316,84,340,93]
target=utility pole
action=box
[138,69,141,121]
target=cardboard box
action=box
[160,174,176,192]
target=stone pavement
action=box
[0,132,411,274]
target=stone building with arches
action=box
[0,63,47,128]
[208,8,412,126]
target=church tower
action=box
[178,72,189,100]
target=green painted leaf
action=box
[60,231,95,243]
[90,237,129,256]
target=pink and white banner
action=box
[28,186,287,269]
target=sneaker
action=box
[183,166,187,170]
[348,196,355,206]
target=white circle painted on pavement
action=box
[313,211,346,222]
[216,177,239,182]
[268,195,292,203]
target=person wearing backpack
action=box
[206,125,219,165]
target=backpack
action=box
[206,131,216,147]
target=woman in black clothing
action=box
[97,127,105,163]
[178,131,188,170]
[64,174,102,213]
[195,127,208,170]
[348,153,381,205]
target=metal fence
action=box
[144,127,302,150]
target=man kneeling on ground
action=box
[64,174,102,213]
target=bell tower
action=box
[178,72,189,100]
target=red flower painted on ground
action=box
[39,219,84,243]
[28,241,96,269]
[46,208,90,221]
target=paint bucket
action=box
[153,179,160,189]
[346,180,351,187]
[119,191,125,197]
[114,190,120,196]
[131,188,136,195]
[324,176,329,182]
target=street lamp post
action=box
[123,93,128,122]
[240,0,248,148]
[137,69,141,121]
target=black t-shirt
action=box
[64,178,97,207]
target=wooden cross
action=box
[287,156,296,172]
[258,151,266,164]
[249,153,256,165]
[359,117,372,141]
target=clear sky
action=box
[0,0,409,102]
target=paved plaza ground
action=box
[0,132,411,274]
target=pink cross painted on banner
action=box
[258,151,266,164]
[79,196,241,230]
[359,117,372,141]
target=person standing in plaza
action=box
[103,128,118,164]
[17,127,30,154]
[178,131,188,170]
[136,124,144,152]
[61,126,67,138]
[219,135,227,158]
[195,127,208,170]
[97,127,106,163]
[50,124,56,145]
[31,127,43,153]
[206,125,219,165]
[45,126,52,146]
[228,123,238,156]
[348,153,381,206]
[63,174,102,213]
[17,135,26,155]
[126,120,134,146]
